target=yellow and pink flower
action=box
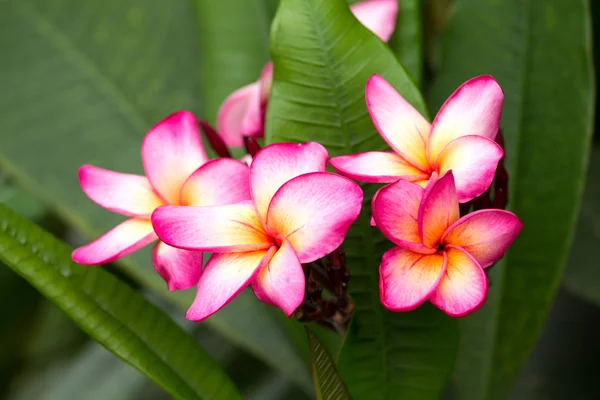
[72,111,251,291]
[330,74,505,202]
[151,142,363,320]
[373,171,522,316]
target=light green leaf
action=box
[192,0,272,121]
[0,0,311,390]
[0,204,242,400]
[428,1,595,398]
[563,146,600,304]
[266,0,459,398]
[307,328,351,400]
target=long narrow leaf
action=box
[0,204,242,400]
[307,328,351,400]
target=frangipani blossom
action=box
[152,142,363,321]
[217,0,399,147]
[330,74,505,202]
[72,111,251,291]
[374,171,522,316]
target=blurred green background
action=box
[0,0,597,398]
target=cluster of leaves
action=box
[0,0,594,399]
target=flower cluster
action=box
[72,0,522,321]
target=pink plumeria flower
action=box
[330,74,505,203]
[217,0,399,147]
[152,142,363,321]
[373,171,522,316]
[72,111,251,291]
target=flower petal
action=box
[151,202,270,252]
[72,219,156,265]
[372,180,435,254]
[419,172,460,248]
[435,135,503,202]
[250,142,328,222]
[428,76,503,164]
[258,62,273,103]
[78,165,163,217]
[266,172,362,263]
[366,74,431,171]
[186,248,276,321]
[379,247,446,312]
[430,246,487,317]
[442,209,523,267]
[142,111,208,204]
[240,84,265,139]
[152,241,204,291]
[216,83,257,147]
[350,0,398,42]
[252,235,305,316]
[180,158,251,206]
[329,151,428,183]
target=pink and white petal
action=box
[151,201,270,253]
[186,248,277,321]
[428,76,503,164]
[350,0,398,42]
[240,82,265,139]
[379,247,446,312]
[152,241,204,291]
[72,219,156,265]
[442,209,523,268]
[180,158,250,206]
[430,246,488,317]
[435,135,503,202]
[258,62,273,103]
[250,142,328,221]
[266,172,363,263]
[329,151,428,183]
[252,235,305,316]
[216,83,259,147]
[142,111,208,204]
[366,75,431,170]
[419,172,460,248]
[79,165,163,217]
[372,180,436,254]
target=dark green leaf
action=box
[266,0,459,398]
[0,0,311,388]
[192,0,271,121]
[563,146,600,304]
[428,1,595,398]
[0,204,242,400]
[389,0,423,87]
[307,328,351,400]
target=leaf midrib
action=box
[302,0,389,396]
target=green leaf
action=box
[346,0,423,87]
[0,204,242,400]
[266,0,459,398]
[0,0,311,389]
[388,0,423,87]
[428,1,595,398]
[563,146,600,304]
[192,0,272,121]
[306,328,351,400]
